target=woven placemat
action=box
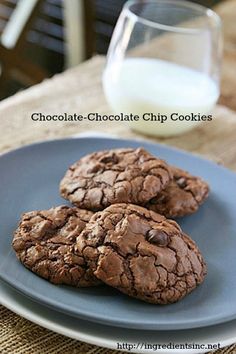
[0,304,235,354]
[0,306,124,354]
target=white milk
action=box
[103,58,219,137]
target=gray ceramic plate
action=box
[0,137,235,330]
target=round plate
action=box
[0,137,235,330]
[1,279,236,354]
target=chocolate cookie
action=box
[77,204,207,304]
[12,206,99,287]
[146,167,209,218]
[60,148,172,210]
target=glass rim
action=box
[123,0,221,34]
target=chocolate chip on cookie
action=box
[12,206,99,287]
[146,167,209,218]
[77,204,207,304]
[146,229,169,246]
[60,148,172,211]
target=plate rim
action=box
[0,136,235,178]
[1,279,236,354]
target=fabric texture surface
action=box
[0,305,235,354]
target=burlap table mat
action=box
[0,56,236,354]
[1,305,236,354]
[1,58,236,353]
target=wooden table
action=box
[0,1,236,353]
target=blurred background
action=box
[0,0,223,100]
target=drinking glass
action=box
[103,0,222,137]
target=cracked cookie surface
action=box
[146,167,209,218]
[12,206,99,286]
[60,148,172,210]
[77,204,207,304]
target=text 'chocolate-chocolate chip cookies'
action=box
[12,146,209,304]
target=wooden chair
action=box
[63,0,94,68]
[0,0,95,97]
[0,0,48,94]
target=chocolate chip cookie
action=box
[146,167,209,218]
[77,204,207,304]
[12,206,99,287]
[60,148,172,211]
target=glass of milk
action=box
[102,0,222,137]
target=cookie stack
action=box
[12,148,209,304]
